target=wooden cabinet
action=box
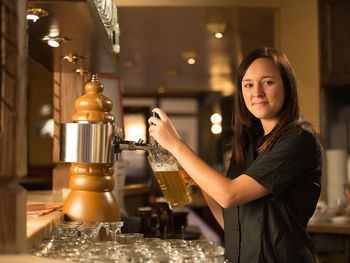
[0,0,28,253]
[319,0,350,85]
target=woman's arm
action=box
[148,108,270,208]
[201,190,224,229]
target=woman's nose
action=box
[252,83,264,97]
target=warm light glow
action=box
[124,114,147,142]
[42,35,67,48]
[206,21,227,39]
[210,113,222,124]
[187,58,196,64]
[157,86,165,93]
[181,51,197,65]
[211,124,222,134]
[47,39,60,47]
[40,104,52,116]
[27,8,48,22]
[214,32,224,39]
[27,14,39,22]
[40,118,54,138]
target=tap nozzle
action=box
[113,137,151,159]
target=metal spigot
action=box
[113,137,151,160]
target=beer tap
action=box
[113,137,151,155]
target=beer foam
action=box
[151,162,178,172]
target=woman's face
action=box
[241,58,285,130]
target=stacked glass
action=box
[31,222,225,262]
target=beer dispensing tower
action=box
[59,74,120,222]
[60,75,150,222]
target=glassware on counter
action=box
[31,221,225,262]
[51,221,82,238]
[98,221,124,241]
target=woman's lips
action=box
[252,101,267,106]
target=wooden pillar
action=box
[0,0,28,253]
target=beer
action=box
[147,140,192,210]
[178,164,196,186]
[152,165,192,210]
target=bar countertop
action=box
[0,184,152,262]
[307,219,350,235]
[26,191,65,249]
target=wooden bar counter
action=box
[307,219,350,261]
[307,220,350,235]
[0,183,151,262]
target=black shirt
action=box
[223,123,322,263]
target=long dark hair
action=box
[232,47,300,168]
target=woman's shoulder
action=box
[280,120,321,149]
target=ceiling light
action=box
[210,113,222,124]
[156,83,167,94]
[181,51,197,65]
[211,124,222,134]
[187,58,196,65]
[74,67,90,76]
[42,35,67,48]
[214,32,224,39]
[62,54,83,64]
[206,22,227,39]
[27,7,49,22]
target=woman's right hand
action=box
[148,108,181,152]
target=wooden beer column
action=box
[63,76,120,222]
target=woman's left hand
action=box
[148,108,181,152]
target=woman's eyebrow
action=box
[242,75,274,82]
[261,75,274,79]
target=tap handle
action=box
[113,136,150,154]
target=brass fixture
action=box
[42,35,67,48]
[27,7,49,22]
[59,75,152,222]
[63,54,83,64]
[60,74,121,222]
[74,67,90,76]
[206,22,227,39]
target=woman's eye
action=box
[263,80,273,86]
[243,83,253,88]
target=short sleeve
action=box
[244,127,320,198]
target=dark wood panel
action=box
[28,0,118,74]
[320,0,350,85]
[0,0,28,253]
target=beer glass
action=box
[148,144,192,210]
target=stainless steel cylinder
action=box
[60,122,115,164]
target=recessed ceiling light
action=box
[42,35,67,48]
[181,51,197,65]
[156,83,167,93]
[214,32,224,39]
[206,22,227,39]
[27,7,49,22]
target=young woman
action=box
[148,47,322,263]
